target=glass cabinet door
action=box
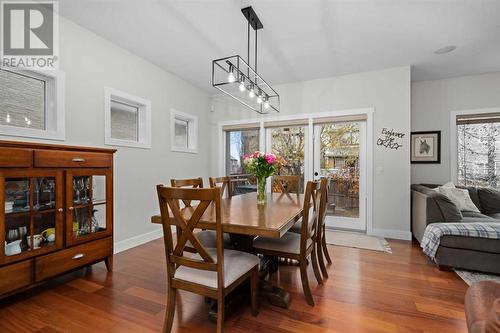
[1,171,63,263]
[66,170,112,245]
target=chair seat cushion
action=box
[253,232,312,254]
[187,230,233,249]
[174,249,259,288]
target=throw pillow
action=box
[438,186,480,212]
[478,187,500,214]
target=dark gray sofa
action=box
[411,184,500,274]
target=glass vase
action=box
[256,176,267,205]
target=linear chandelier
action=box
[212,6,280,114]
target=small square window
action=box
[105,88,151,149]
[171,109,198,153]
[110,100,139,141]
[174,119,188,149]
[0,68,65,140]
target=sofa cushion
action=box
[478,188,500,215]
[437,186,481,213]
[488,213,500,220]
[412,184,463,222]
[458,186,482,212]
[462,212,495,219]
[440,235,500,253]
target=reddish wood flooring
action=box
[0,239,468,333]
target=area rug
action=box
[454,269,500,286]
[324,230,392,253]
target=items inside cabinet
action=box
[71,175,107,239]
[4,177,58,257]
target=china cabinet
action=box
[0,141,115,298]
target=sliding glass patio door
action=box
[265,123,309,193]
[222,114,368,232]
[313,121,367,231]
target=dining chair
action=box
[252,180,323,306]
[271,175,301,194]
[171,177,232,250]
[209,176,233,198]
[171,177,204,207]
[316,178,331,278]
[289,178,331,279]
[156,185,259,333]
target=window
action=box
[456,112,500,189]
[0,68,64,140]
[105,88,151,149]
[170,109,197,153]
[225,128,260,175]
[270,126,306,192]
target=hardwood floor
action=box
[0,239,468,333]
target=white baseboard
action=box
[369,228,412,240]
[114,229,163,254]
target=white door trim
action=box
[314,121,367,231]
[449,107,500,184]
[217,107,374,235]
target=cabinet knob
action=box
[68,206,74,211]
[71,158,86,163]
[72,253,84,260]
[57,208,63,212]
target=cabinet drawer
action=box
[0,260,33,295]
[0,148,32,167]
[35,237,112,282]
[34,150,112,168]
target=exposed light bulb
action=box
[227,71,236,83]
[27,120,31,125]
[249,87,255,98]
[257,95,263,104]
[264,100,270,109]
[6,114,11,123]
[239,81,246,92]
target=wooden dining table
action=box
[151,192,304,312]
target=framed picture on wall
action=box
[411,131,441,164]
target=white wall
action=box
[1,18,211,250]
[210,66,412,239]
[411,72,500,184]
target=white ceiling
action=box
[59,0,500,93]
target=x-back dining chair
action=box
[316,178,331,278]
[171,177,233,251]
[271,175,301,195]
[171,177,204,207]
[156,185,259,333]
[252,180,323,306]
[289,178,332,279]
[209,176,233,198]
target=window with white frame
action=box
[456,112,500,189]
[170,109,197,153]
[0,68,65,140]
[104,88,151,148]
